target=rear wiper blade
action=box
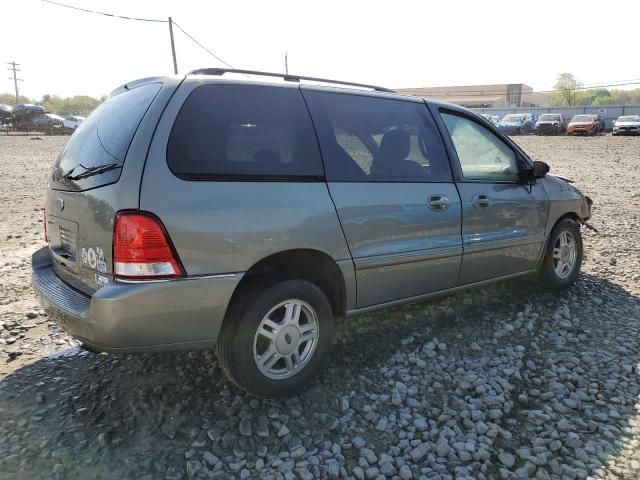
[64,163,120,181]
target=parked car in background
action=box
[12,104,46,118]
[63,116,85,133]
[534,113,566,135]
[497,113,535,135]
[0,104,12,122]
[11,104,47,132]
[32,113,65,134]
[567,115,599,136]
[480,113,500,125]
[31,70,594,397]
[612,115,640,136]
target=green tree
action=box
[591,95,615,106]
[554,73,582,106]
[0,93,31,105]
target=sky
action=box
[3,0,640,100]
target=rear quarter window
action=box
[166,84,324,180]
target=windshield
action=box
[571,115,594,122]
[539,114,559,121]
[502,115,522,123]
[617,116,640,122]
[51,82,161,190]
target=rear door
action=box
[303,89,462,308]
[140,82,352,282]
[434,108,548,285]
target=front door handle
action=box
[427,195,450,211]
[472,194,491,208]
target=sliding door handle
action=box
[427,195,450,211]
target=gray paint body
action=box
[32,75,593,352]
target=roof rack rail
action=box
[188,68,395,93]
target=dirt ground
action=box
[0,133,639,479]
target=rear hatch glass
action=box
[51,82,161,191]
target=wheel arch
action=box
[225,249,348,320]
[537,212,581,268]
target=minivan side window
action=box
[304,91,451,182]
[167,85,324,180]
[440,112,519,182]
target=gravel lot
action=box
[0,133,639,480]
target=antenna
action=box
[285,52,289,75]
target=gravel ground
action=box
[0,133,639,480]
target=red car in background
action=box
[567,114,600,136]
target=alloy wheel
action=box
[253,299,319,380]
[553,231,577,279]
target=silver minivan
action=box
[32,69,593,396]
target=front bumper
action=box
[498,126,521,135]
[534,125,561,134]
[31,246,241,353]
[613,127,640,135]
[567,126,594,135]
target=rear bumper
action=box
[31,246,241,353]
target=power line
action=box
[40,0,167,22]
[171,21,235,69]
[40,1,238,73]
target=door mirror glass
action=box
[532,160,549,178]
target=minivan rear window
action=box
[166,84,324,180]
[52,82,161,191]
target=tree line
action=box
[0,93,104,116]
[3,74,639,113]
[549,73,640,106]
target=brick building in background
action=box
[397,83,547,108]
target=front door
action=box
[303,90,462,308]
[436,109,548,285]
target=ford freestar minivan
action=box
[32,69,593,397]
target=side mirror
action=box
[532,160,549,178]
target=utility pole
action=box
[284,52,289,75]
[6,61,23,105]
[168,17,178,74]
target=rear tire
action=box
[218,279,334,397]
[539,218,583,289]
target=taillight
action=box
[113,212,184,279]
[43,209,48,243]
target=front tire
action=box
[218,279,334,397]
[539,218,583,289]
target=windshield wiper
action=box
[63,163,120,181]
